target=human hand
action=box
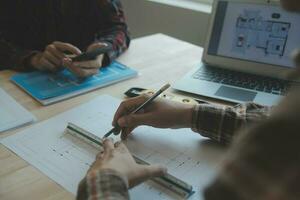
[30,41,82,72]
[88,139,167,188]
[62,42,107,78]
[287,49,300,79]
[112,95,195,140]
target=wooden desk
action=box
[0,34,213,200]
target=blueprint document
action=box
[11,62,137,105]
[1,95,225,199]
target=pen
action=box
[102,83,171,139]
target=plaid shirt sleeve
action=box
[77,169,129,200]
[204,90,300,200]
[191,102,273,144]
[94,0,130,67]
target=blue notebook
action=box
[11,61,137,105]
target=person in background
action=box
[0,0,130,78]
[76,1,300,200]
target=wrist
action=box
[87,168,129,187]
[180,104,195,128]
[30,52,42,68]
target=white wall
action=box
[122,0,211,46]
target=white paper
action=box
[1,95,225,199]
[0,88,36,132]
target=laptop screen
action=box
[208,1,300,68]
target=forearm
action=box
[77,169,130,200]
[191,102,272,144]
[0,36,38,71]
[93,0,130,66]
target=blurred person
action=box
[0,0,130,77]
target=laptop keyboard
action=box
[192,67,291,96]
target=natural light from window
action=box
[187,0,213,4]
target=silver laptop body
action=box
[173,0,300,106]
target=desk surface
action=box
[0,34,214,200]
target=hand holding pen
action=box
[107,83,195,140]
[103,83,170,139]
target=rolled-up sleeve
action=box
[77,169,129,200]
[192,102,272,144]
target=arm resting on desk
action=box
[0,35,38,71]
[192,102,273,144]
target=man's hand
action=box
[30,41,82,72]
[62,42,107,78]
[112,95,195,140]
[88,139,167,188]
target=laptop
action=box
[173,0,300,106]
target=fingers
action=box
[130,165,167,188]
[53,41,104,78]
[87,42,108,52]
[63,58,99,78]
[118,112,160,140]
[73,55,103,69]
[142,165,167,178]
[39,57,57,71]
[118,112,155,128]
[114,141,130,154]
[44,51,61,66]
[102,139,114,159]
[34,42,82,72]
[46,44,65,60]
[53,41,82,55]
[112,95,149,127]
[69,55,103,77]
[96,151,104,160]
[121,127,135,140]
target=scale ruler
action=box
[65,122,195,199]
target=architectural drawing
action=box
[233,10,290,57]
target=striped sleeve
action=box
[77,169,129,200]
[191,102,272,144]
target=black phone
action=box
[72,44,112,62]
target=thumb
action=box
[142,165,167,178]
[129,165,167,188]
[118,113,156,128]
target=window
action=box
[187,0,213,4]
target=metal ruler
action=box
[65,122,195,199]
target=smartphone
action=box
[72,44,112,62]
